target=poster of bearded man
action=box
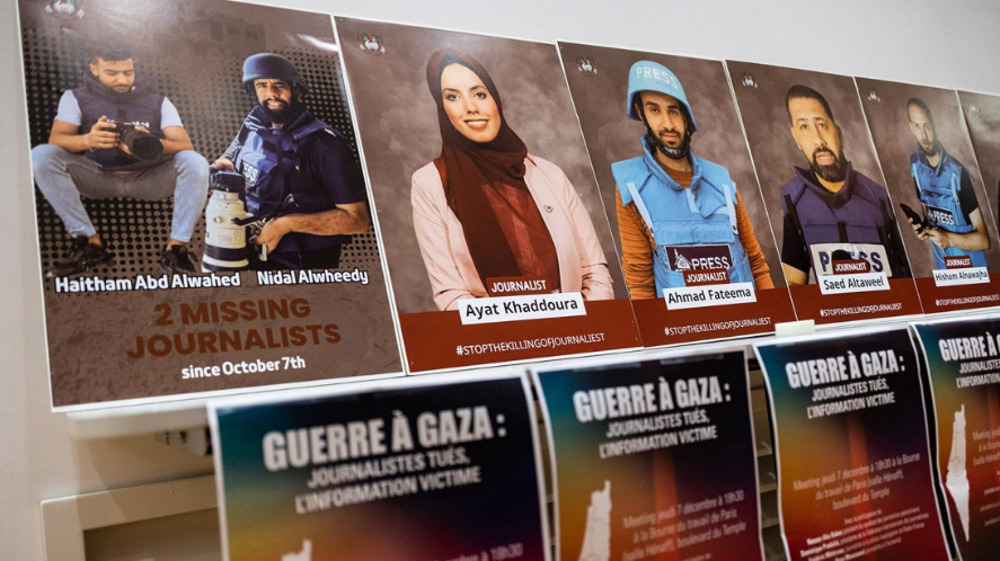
[727,61,922,324]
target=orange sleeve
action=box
[615,189,658,299]
[735,190,774,289]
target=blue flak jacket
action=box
[612,139,752,294]
[910,149,987,268]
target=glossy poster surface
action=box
[913,318,1000,560]
[534,351,763,561]
[857,78,1000,313]
[727,61,922,324]
[557,42,794,346]
[959,91,1000,241]
[212,373,549,561]
[19,0,401,409]
[334,17,640,372]
[755,329,949,561]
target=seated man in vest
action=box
[212,53,369,270]
[780,85,911,285]
[906,98,989,269]
[611,60,773,299]
[31,45,209,276]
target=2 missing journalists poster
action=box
[19,0,402,409]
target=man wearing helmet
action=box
[212,53,369,270]
[780,85,910,285]
[611,60,773,299]
[31,45,209,276]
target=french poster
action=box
[211,372,550,561]
[755,328,950,561]
[533,350,764,561]
[726,61,922,324]
[958,91,1000,241]
[19,0,402,409]
[857,79,1000,313]
[557,43,794,346]
[912,317,1000,560]
[333,17,641,372]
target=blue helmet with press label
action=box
[627,60,696,131]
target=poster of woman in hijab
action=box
[334,18,641,372]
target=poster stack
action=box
[913,318,1000,560]
[755,329,950,561]
[211,372,550,561]
[534,350,765,561]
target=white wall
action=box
[2,0,999,559]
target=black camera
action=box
[114,122,164,161]
[210,169,247,193]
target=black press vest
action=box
[72,73,165,170]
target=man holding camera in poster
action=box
[31,45,209,276]
[211,53,369,271]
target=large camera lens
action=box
[119,127,164,161]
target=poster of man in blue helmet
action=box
[209,53,370,271]
[558,43,796,347]
[612,60,774,296]
[727,60,923,324]
[17,0,401,409]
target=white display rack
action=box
[49,310,992,561]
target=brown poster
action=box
[334,18,640,372]
[557,42,795,346]
[857,78,1000,313]
[959,91,1000,248]
[20,0,402,409]
[726,61,922,323]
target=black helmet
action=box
[242,53,307,95]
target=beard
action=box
[260,96,303,125]
[919,139,941,158]
[646,126,692,161]
[810,147,847,183]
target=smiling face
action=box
[788,96,846,183]
[254,78,297,123]
[440,63,501,144]
[89,57,135,94]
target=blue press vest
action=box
[910,152,986,268]
[73,75,165,170]
[235,115,344,253]
[612,142,752,293]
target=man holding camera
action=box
[211,53,369,271]
[31,46,209,276]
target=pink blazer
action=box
[411,155,614,310]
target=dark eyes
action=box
[443,91,490,101]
